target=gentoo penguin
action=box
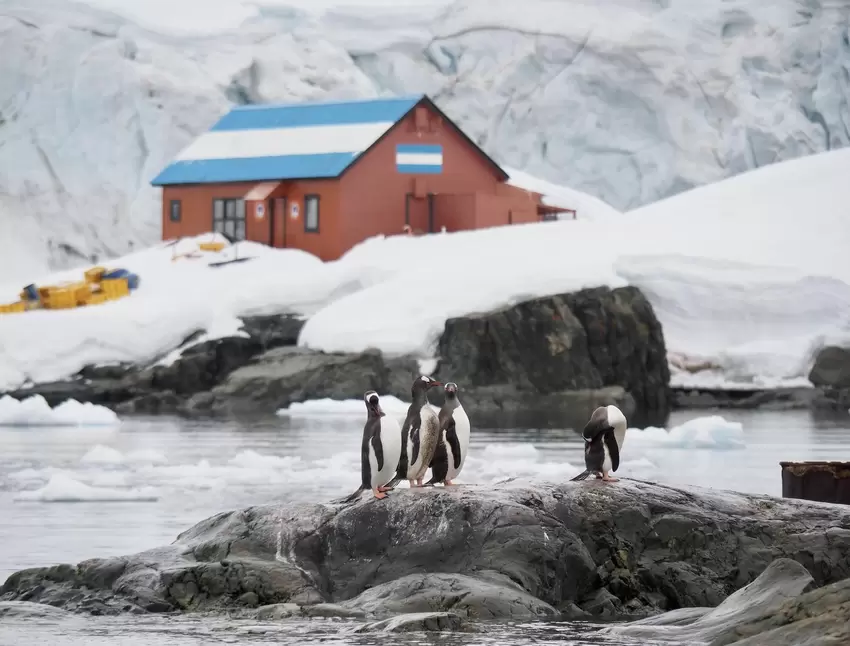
[386,375,442,489]
[339,391,402,502]
[570,405,628,483]
[427,382,470,486]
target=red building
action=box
[151,94,566,261]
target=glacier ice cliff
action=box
[1,0,849,278]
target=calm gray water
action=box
[1,407,849,644]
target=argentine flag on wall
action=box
[395,144,443,174]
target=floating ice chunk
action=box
[14,474,159,502]
[627,415,745,449]
[0,395,120,427]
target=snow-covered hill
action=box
[1,0,849,279]
[2,147,849,392]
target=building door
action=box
[405,194,432,233]
[212,198,246,241]
[271,198,286,248]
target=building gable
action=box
[150,94,508,186]
[150,96,422,186]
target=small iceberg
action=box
[0,395,120,427]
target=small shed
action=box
[151,94,569,261]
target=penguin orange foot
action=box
[601,471,619,482]
[377,485,392,492]
[372,488,388,499]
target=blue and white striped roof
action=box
[151,95,425,185]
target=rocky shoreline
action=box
[2,478,849,642]
[3,284,846,425]
[2,286,674,427]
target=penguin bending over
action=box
[386,375,442,489]
[570,405,627,483]
[427,382,470,486]
[339,391,402,502]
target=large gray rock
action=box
[4,479,850,622]
[184,347,421,415]
[435,286,670,422]
[602,558,814,642]
[608,558,850,646]
[809,345,850,412]
[809,346,850,389]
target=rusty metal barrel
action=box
[780,461,850,505]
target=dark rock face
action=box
[4,479,850,622]
[184,348,422,416]
[436,286,670,424]
[809,345,850,412]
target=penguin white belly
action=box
[445,406,470,481]
[372,416,402,489]
[407,406,438,480]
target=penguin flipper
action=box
[604,430,620,472]
[570,469,592,482]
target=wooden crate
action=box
[84,291,109,306]
[199,241,226,252]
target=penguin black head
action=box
[363,390,383,416]
[412,375,442,395]
[444,382,459,399]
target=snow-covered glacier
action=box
[2,0,850,279]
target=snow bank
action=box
[0,395,120,427]
[504,165,622,221]
[0,235,342,390]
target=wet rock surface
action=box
[606,557,850,646]
[351,611,474,633]
[4,479,850,624]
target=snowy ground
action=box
[2,148,850,392]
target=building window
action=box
[169,199,181,222]
[212,198,246,241]
[305,194,319,232]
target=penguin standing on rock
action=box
[386,375,442,489]
[427,382,470,486]
[339,391,402,502]
[570,405,628,483]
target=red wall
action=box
[162,179,341,261]
[338,103,505,252]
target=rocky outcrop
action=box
[672,386,818,411]
[605,557,850,645]
[809,345,850,412]
[4,479,850,622]
[435,286,671,424]
[184,348,422,416]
